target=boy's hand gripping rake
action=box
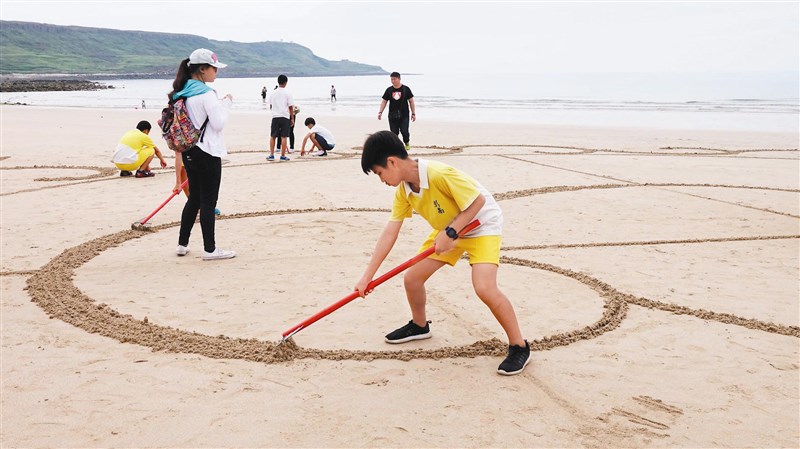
[280,220,480,342]
[131,179,188,229]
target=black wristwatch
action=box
[445,226,459,240]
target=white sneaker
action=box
[202,248,236,261]
[176,245,189,256]
[313,150,327,157]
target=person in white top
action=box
[300,117,336,157]
[267,74,295,162]
[167,48,235,261]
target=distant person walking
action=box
[267,74,295,162]
[261,86,267,103]
[330,85,337,102]
[111,120,166,177]
[168,48,235,261]
[378,72,415,150]
[141,100,146,109]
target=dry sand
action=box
[1,105,798,448]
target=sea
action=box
[2,71,798,133]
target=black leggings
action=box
[389,116,410,144]
[178,146,222,253]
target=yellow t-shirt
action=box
[119,129,155,153]
[390,159,503,237]
[112,129,156,165]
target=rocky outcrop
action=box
[0,79,113,92]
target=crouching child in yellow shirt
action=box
[355,130,531,375]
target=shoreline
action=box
[2,104,798,138]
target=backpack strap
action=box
[198,117,209,143]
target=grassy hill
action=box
[0,21,386,77]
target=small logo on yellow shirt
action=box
[433,200,445,214]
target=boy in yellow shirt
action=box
[111,121,166,177]
[355,130,530,375]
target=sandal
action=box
[135,170,155,178]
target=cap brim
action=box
[210,62,227,68]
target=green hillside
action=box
[0,21,386,77]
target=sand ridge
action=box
[25,202,798,367]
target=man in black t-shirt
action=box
[378,71,416,150]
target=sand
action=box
[1,105,798,448]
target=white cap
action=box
[188,48,227,68]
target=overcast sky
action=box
[2,1,798,74]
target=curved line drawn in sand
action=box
[26,208,630,365]
[0,164,117,181]
[503,234,800,251]
[495,183,800,218]
[25,203,798,368]
[660,146,798,154]
[0,165,122,197]
[460,144,597,155]
[502,257,799,338]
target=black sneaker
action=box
[384,320,432,344]
[497,340,531,376]
[120,170,133,177]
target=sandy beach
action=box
[1,105,798,448]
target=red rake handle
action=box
[281,220,480,339]
[138,179,188,225]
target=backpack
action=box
[158,97,209,153]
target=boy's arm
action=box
[409,98,416,122]
[300,133,311,155]
[355,220,403,297]
[154,146,167,168]
[434,194,485,254]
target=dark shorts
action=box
[313,133,334,151]
[271,117,292,138]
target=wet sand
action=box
[1,105,798,448]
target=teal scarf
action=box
[173,79,212,100]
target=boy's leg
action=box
[138,154,155,172]
[269,118,278,156]
[403,258,447,327]
[309,134,321,151]
[471,263,525,346]
[280,137,288,157]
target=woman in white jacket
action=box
[168,48,235,260]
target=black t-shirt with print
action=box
[382,85,414,118]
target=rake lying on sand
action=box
[280,220,481,343]
[131,180,188,230]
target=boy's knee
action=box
[403,272,423,289]
[473,282,498,301]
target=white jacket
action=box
[185,90,232,158]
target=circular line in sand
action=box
[0,164,117,181]
[26,208,629,364]
[22,182,800,365]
